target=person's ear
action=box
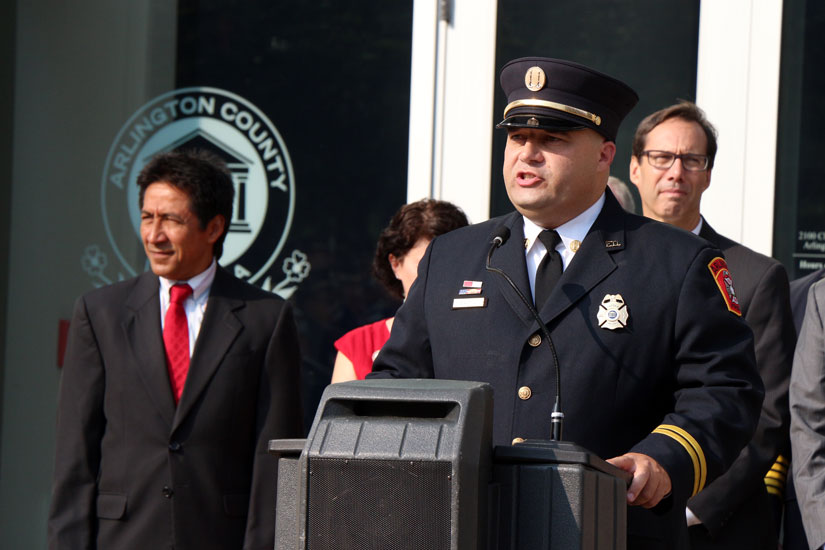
[389,253,402,279]
[598,140,616,171]
[700,169,712,192]
[205,215,225,244]
[629,156,641,187]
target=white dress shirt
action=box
[524,193,605,301]
[159,259,217,356]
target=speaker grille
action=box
[307,457,452,549]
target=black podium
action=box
[492,440,630,549]
[270,379,629,549]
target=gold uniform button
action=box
[528,333,542,347]
[518,386,532,400]
[512,437,525,445]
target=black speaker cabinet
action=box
[269,379,493,550]
[492,440,631,550]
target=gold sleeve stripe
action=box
[652,426,700,496]
[652,424,707,496]
[765,455,789,497]
[765,478,784,489]
[769,459,788,476]
[765,470,787,482]
[764,456,789,498]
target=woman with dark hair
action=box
[331,199,469,382]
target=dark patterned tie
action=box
[164,283,193,404]
[534,230,563,308]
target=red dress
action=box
[334,318,392,379]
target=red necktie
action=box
[164,283,193,404]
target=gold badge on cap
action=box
[524,66,546,92]
[597,293,629,330]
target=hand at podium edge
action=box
[606,452,672,509]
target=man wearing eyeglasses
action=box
[630,101,795,549]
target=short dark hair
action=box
[373,199,469,300]
[137,149,235,259]
[631,101,718,168]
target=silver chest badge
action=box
[597,294,629,330]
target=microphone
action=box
[492,227,509,248]
[485,226,564,441]
[486,226,511,267]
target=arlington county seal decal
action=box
[90,87,308,298]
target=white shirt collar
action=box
[159,259,217,302]
[690,217,703,235]
[523,192,606,255]
[522,193,605,300]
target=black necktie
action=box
[534,230,563,308]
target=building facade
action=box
[1,1,822,546]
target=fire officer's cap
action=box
[497,57,639,142]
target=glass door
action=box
[774,0,825,279]
[173,1,415,423]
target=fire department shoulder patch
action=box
[707,257,741,316]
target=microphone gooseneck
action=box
[485,226,564,441]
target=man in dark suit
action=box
[48,150,303,550]
[629,101,795,549]
[371,57,763,549]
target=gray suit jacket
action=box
[790,268,825,334]
[790,279,825,550]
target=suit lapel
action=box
[489,212,536,328]
[122,272,176,426]
[539,193,625,324]
[173,268,243,431]
[698,217,720,246]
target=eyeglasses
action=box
[640,150,709,172]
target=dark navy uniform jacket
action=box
[371,192,763,548]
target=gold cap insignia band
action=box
[503,99,602,126]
